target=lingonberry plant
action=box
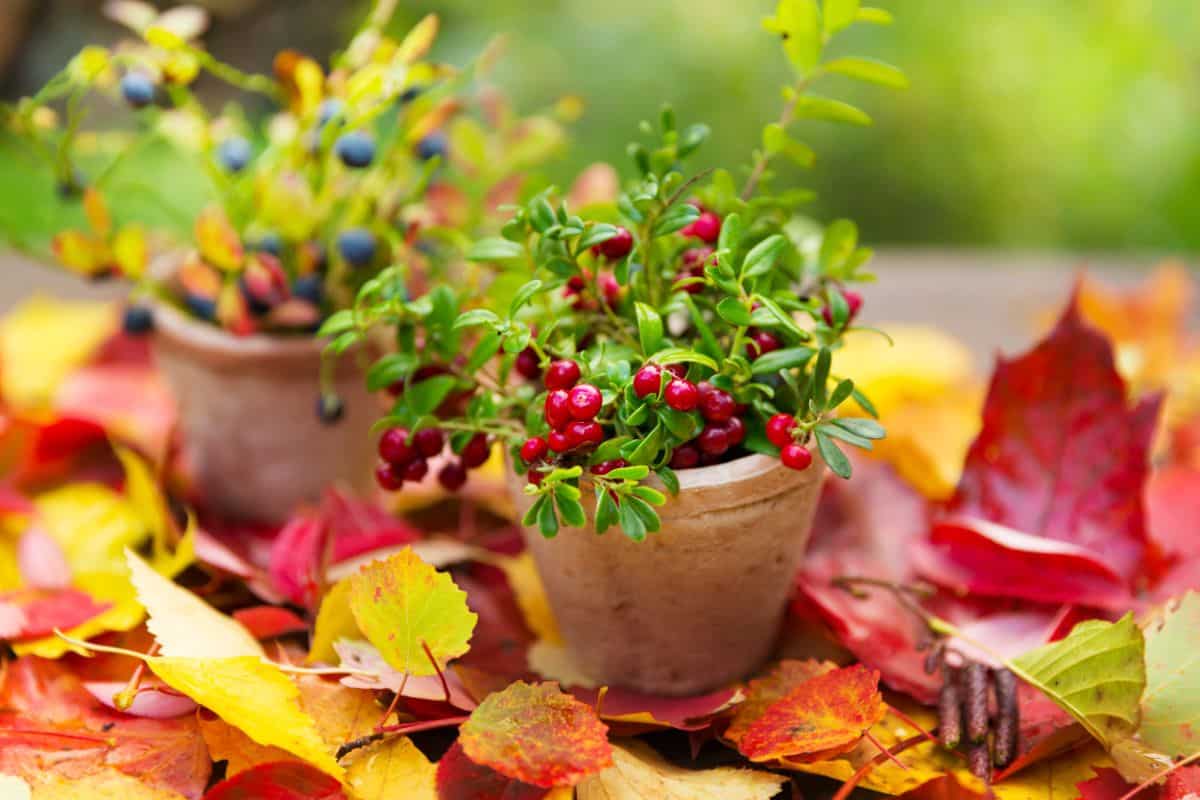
[328,0,901,538]
[3,0,572,340]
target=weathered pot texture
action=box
[509,454,826,696]
[150,301,377,523]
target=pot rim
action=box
[150,299,325,360]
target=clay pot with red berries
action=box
[150,298,377,523]
[349,122,886,694]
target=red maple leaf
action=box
[436,741,550,800]
[948,295,1161,582]
[202,761,346,799]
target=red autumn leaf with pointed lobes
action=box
[913,517,1133,609]
[0,587,111,639]
[458,681,613,788]
[948,295,1162,582]
[0,657,210,797]
[231,606,310,640]
[436,741,551,800]
[202,761,346,799]
[725,660,837,748]
[736,664,887,763]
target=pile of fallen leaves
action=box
[3,266,1200,799]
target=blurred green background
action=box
[4,0,1200,255]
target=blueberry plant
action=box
[3,1,572,343]
[327,0,902,538]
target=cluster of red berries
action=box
[766,413,813,471]
[375,426,491,492]
[630,364,744,469]
[564,271,621,311]
[520,359,608,483]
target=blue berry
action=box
[217,137,252,173]
[122,305,154,335]
[184,294,217,321]
[317,98,345,127]
[337,228,376,267]
[316,394,344,424]
[56,168,86,198]
[415,131,448,162]
[334,131,375,168]
[250,232,283,257]
[293,274,324,304]
[399,85,423,104]
[120,73,156,108]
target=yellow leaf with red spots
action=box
[459,680,612,788]
[725,659,837,748]
[193,206,243,272]
[347,546,476,677]
[736,664,886,763]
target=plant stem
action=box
[741,75,817,201]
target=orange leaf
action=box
[458,681,612,788]
[193,206,243,272]
[737,664,887,763]
[83,188,112,238]
[725,659,837,747]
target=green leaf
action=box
[631,486,666,506]
[508,280,544,317]
[624,423,663,466]
[529,197,556,232]
[851,387,879,418]
[823,0,859,34]
[793,96,872,126]
[1139,592,1200,758]
[742,234,787,279]
[578,223,620,250]
[754,295,808,342]
[466,331,502,373]
[604,465,650,481]
[1009,614,1145,749]
[650,346,720,372]
[820,219,859,274]
[617,500,647,542]
[652,204,701,237]
[594,487,618,534]
[682,295,723,361]
[717,212,743,262]
[404,375,457,416]
[468,237,525,262]
[635,302,664,356]
[317,309,356,338]
[818,422,873,450]
[454,309,501,330]
[828,378,855,410]
[678,123,710,157]
[716,297,754,326]
[762,124,816,168]
[750,346,814,375]
[811,347,832,408]
[823,57,908,89]
[659,407,702,441]
[831,417,885,439]
[765,0,821,74]
[626,496,661,533]
[815,430,851,478]
[366,352,418,392]
[555,489,587,528]
[655,466,680,496]
[329,330,362,356]
[537,495,560,538]
[855,7,893,24]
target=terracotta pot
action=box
[508,454,826,695]
[150,301,377,523]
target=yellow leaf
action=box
[68,46,112,82]
[14,570,143,657]
[500,552,561,644]
[348,547,476,677]
[198,714,295,776]
[146,656,344,780]
[51,231,103,276]
[395,14,439,64]
[292,58,325,118]
[36,483,143,575]
[344,735,437,800]
[83,188,112,237]
[0,296,117,410]
[308,576,358,664]
[112,225,148,279]
[0,775,30,798]
[113,447,170,553]
[293,672,380,744]
[125,549,263,658]
[144,24,185,50]
[193,206,243,271]
[577,740,785,800]
[22,768,187,799]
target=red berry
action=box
[665,364,688,379]
[520,437,548,463]
[375,461,404,490]
[822,289,864,327]
[683,211,721,243]
[566,275,587,292]
[548,430,572,453]
[781,443,813,471]
[527,469,545,485]
[724,415,746,446]
[681,247,713,269]
[544,360,581,390]
[593,226,634,260]
[402,457,429,482]
[590,458,627,475]
[697,381,715,402]
[700,388,736,423]
[766,413,797,448]
[438,461,468,491]
[568,383,603,420]
[633,364,662,398]
[698,425,730,456]
[378,427,415,464]
[414,428,445,458]
[545,389,572,430]
[460,434,490,468]
[600,273,620,308]
[664,379,700,411]
[749,331,782,358]
[515,348,541,380]
[566,420,603,448]
[669,444,700,470]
